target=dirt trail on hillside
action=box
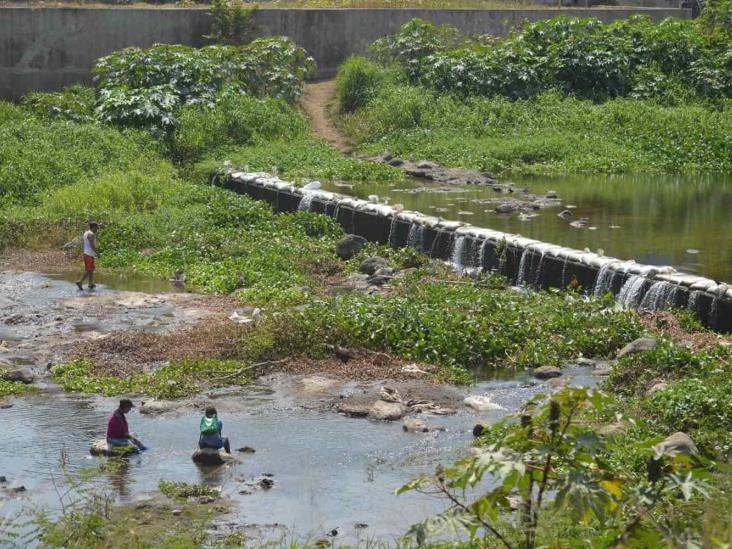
[299,80,352,153]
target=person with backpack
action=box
[199,406,231,454]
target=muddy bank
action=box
[0,271,237,378]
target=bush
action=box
[21,85,96,123]
[0,117,161,205]
[93,38,315,133]
[371,16,732,102]
[171,96,307,163]
[336,56,384,112]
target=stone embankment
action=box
[225,172,732,333]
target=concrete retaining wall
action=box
[225,172,732,333]
[0,6,690,99]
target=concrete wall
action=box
[225,172,732,333]
[0,6,690,99]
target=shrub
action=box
[0,118,160,205]
[336,56,384,112]
[171,96,307,163]
[21,85,96,123]
[92,38,315,133]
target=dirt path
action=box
[299,79,352,153]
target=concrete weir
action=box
[225,172,732,333]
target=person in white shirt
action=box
[76,222,99,291]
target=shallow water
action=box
[48,271,180,294]
[0,368,596,544]
[325,173,732,283]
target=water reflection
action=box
[324,173,732,283]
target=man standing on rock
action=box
[76,222,99,291]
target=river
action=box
[325,173,732,283]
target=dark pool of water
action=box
[325,173,732,283]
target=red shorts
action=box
[83,254,96,273]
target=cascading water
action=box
[617,275,649,308]
[451,236,468,269]
[517,246,533,286]
[593,263,617,297]
[638,281,678,311]
[298,193,315,212]
[387,216,400,249]
[478,240,490,272]
[560,255,570,288]
[688,290,701,313]
[407,223,424,252]
[533,249,547,286]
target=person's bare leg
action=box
[88,271,95,289]
[76,272,88,290]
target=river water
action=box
[0,368,597,544]
[325,173,732,283]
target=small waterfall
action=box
[593,263,617,297]
[560,256,570,288]
[617,275,649,308]
[333,202,341,224]
[467,240,481,269]
[451,235,468,269]
[298,193,315,212]
[639,281,677,311]
[478,240,489,272]
[517,246,533,286]
[533,249,547,286]
[688,290,701,313]
[387,216,400,249]
[407,223,424,252]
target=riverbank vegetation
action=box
[336,14,732,174]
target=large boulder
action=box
[368,267,395,286]
[139,400,177,415]
[533,366,562,380]
[192,448,238,466]
[336,235,367,261]
[617,338,658,359]
[90,438,137,457]
[654,432,699,458]
[368,400,405,421]
[1,368,33,384]
[336,401,371,417]
[360,256,388,276]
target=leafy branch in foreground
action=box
[398,387,710,547]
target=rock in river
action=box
[1,368,33,384]
[192,448,238,466]
[533,366,562,379]
[464,395,504,411]
[368,400,405,421]
[139,400,177,415]
[90,438,137,457]
[617,338,658,358]
[336,235,367,261]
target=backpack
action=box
[200,416,219,435]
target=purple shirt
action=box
[106,410,129,439]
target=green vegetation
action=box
[267,270,642,381]
[402,386,712,547]
[52,358,253,399]
[158,480,220,500]
[337,16,732,174]
[0,380,34,397]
